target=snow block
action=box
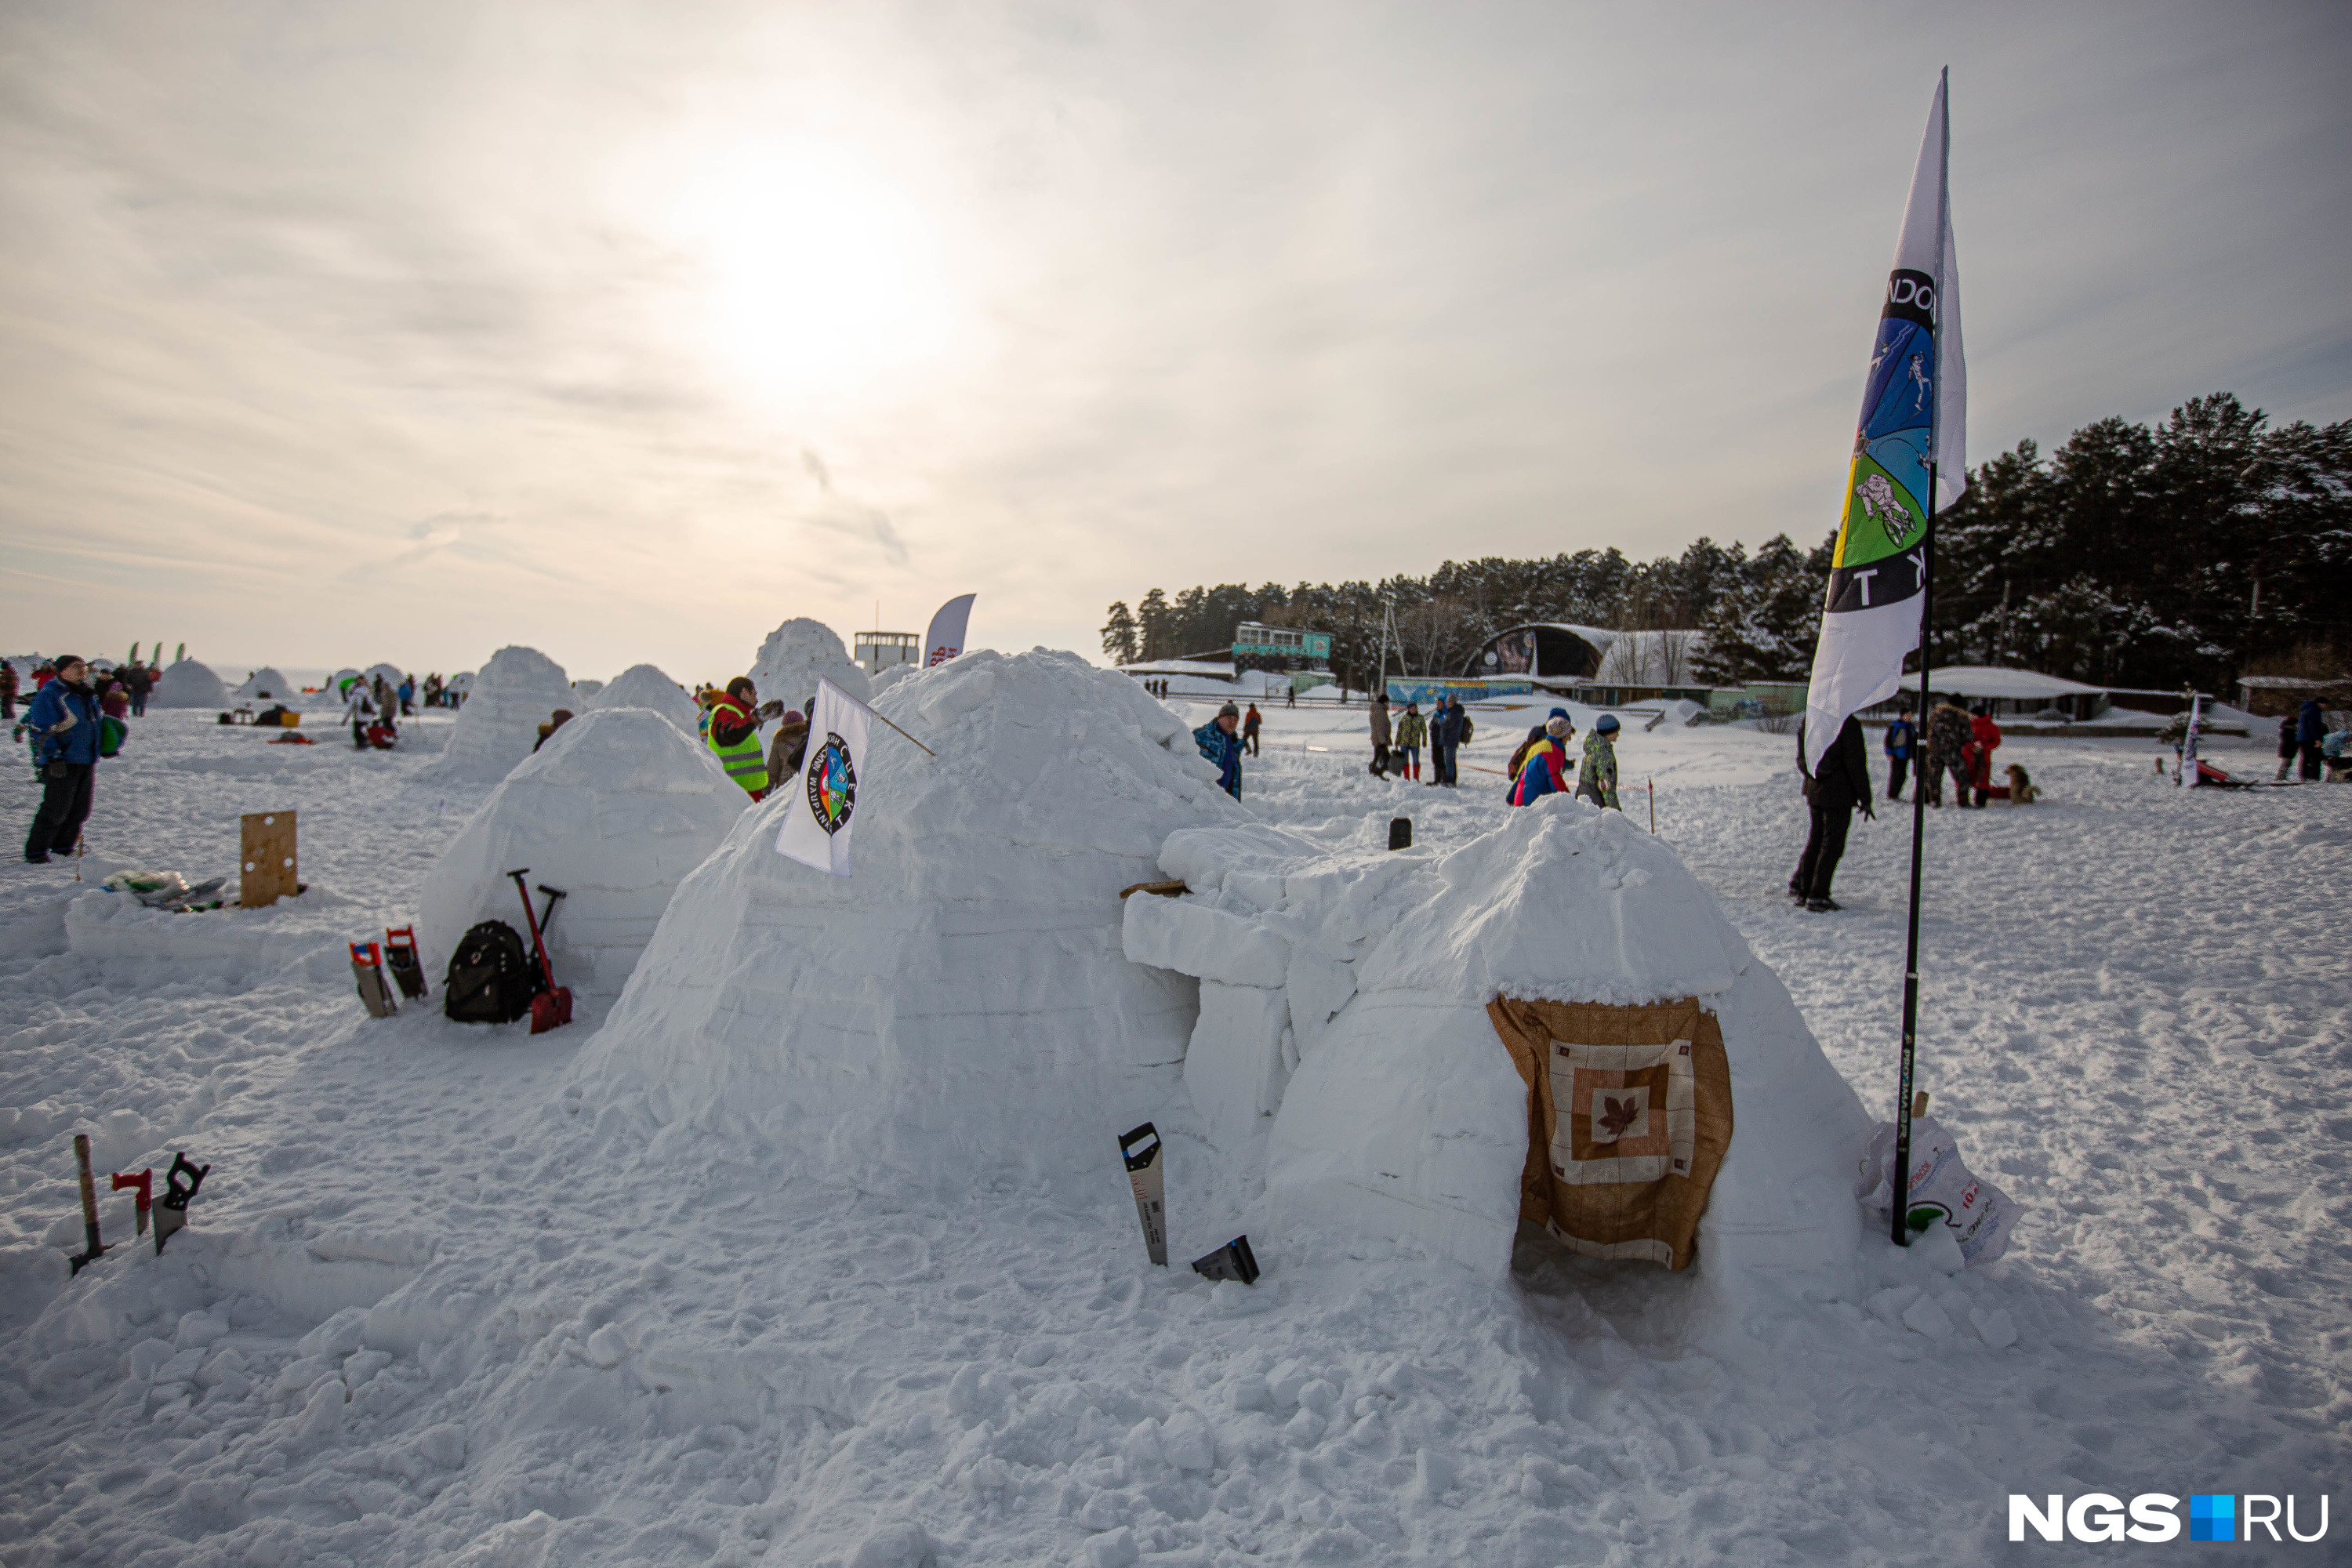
[569,649,1247,1194]
[1121,895,1290,987]
[1185,982,1290,1151]
[150,659,227,709]
[419,707,746,994]
[423,645,576,782]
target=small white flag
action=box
[924,593,975,669]
[775,677,873,877]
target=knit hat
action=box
[1218,701,1240,718]
[1595,713,1620,735]
[52,654,83,670]
[1545,716,1569,738]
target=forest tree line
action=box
[1101,394,2350,694]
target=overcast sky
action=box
[2,1,2346,681]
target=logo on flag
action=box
[805,733,858,835]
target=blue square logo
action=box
[2190,1494,2235,1542]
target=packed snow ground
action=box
[0,695,2345,1566]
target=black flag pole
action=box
[1890,461,1937,1246]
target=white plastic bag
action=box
[1857,1113,2022,1268]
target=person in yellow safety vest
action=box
[706,677,781,800]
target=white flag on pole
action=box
[775,677,873,877]
[1802,71,1967,774]
[924,593,975,669]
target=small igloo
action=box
[149,659,228,709]
[748,618,869,710]
[587,663,699,734]
[569,648,1243,1190]
[425,646,577,782]
[232,667,293,702]
[1121,800,1873,1291]
[418,709,747,996]
[305,668,364,710]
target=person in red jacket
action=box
[1967,704,2002,808]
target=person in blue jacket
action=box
[23,654,101,863]
[1508,715,1573,805]
[1194,701,1243,800]
[1882,701,1917,800]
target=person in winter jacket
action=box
[1243,703,1262,757]
[1923,695,1973,807]
[397,676,416,716]
[0,659,15,720]
[99,677,129,720]
[1883,702,1917,800]
[768,708,810,784]
[1791,714,1875,910]
[2296,698,2326,782]
[1369,695,1392,777]
[1428,695,1464,787]
[706,677,778,800]
[24,655,101,862]
[1576,714,1621,808]
[121,660,151,716]
[342,679,379,749]
[533,709,574,752]
[1510,715,1574,805]
[1967,705,2002,807]
[1194,701,1244,799]
[1394,702,1425,781]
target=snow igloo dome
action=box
[748,617,869,709]
[426,646,575,782]
[1120,800,1875,1292]
[418,707,747,996]
[569,648,1244,1191]
[149,659,227,708]
[231,666,292,702]
[586,662,699,734]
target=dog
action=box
[2005,762,2038,804]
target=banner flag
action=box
[1802,71,1966,773]
[924,593,976,669]
[775,677,873,877]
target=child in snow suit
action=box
[1509,716,1573,805]
[1967,705,2002,807]
[1194,702,1244,799]
[1394,703,1425,780]
[1576,715,1621,809]
[23,655,100,862]
[1369,695,1392,777]
[1923,697,1973,807]
[1883,702,1916,800]
[2275,713,2301,782]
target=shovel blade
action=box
[529,986,573,1034]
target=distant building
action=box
[1232,622,1333,677]
[1465,623,1612,682]
[855,631,921,677]
[1463,623,1714,706]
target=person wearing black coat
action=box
[2296,698,2326,782]
[1428,695,1465,787]
[1790,714,1875,912]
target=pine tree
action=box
[1101,602,1140,666]
[1136,589,1172,662]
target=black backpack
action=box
[442,920,543,1025]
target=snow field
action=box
[0,694,2343,1564]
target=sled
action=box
[507,869,572,1033]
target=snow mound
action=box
[571,648,1240,1191]
[419,708,746,994]
[303,668,363,710]
[231,666,293,702]
[1123,800,1871,1293]
[871,662,919,697]
[570,679,604,702]
[586,662,699,733]
[364,662,406,691]
[149,659,227,709]
[423,647,575,782]
[749,618,869,710]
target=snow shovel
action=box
[506,869,572,1033]
[111,1167,152,1237]
[1191,1234,1260,1285]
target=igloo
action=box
[304,668,364,710]
[587,663,699,734]
[232,666,293,702]
[418,708,747,996]
[424,646,576,782]
[748,618,869,710]
[1120,800,1873,1290]
[569,649,1243,1190]
[149,659,227,709]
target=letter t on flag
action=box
[775,677,873,877]
[1802,71,1966,773]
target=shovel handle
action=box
[74,1134,103,1261]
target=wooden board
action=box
[240,811,298,908]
